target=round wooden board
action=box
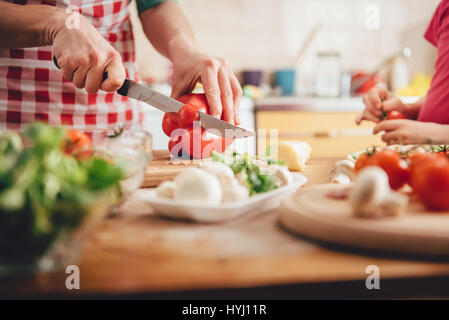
[279,184,449,257]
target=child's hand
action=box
[373,120,449,145]
[356,87,408,124]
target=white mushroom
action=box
[273,165,293,186]
[350,167,408,219]
[156,180,176,199]
[330,160,355,184]
[173,168,223,204]
[222,178,249,202]
[201,162,235,179]
[201,162,249,202]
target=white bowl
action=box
[138,173,307,223]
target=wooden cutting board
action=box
[143,150,203,188]
[143,151,338,188]
[279,184,449,257]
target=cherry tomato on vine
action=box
[386,111,406,120]
[371,149,409,190]
[354,151,376,175]
[411,156,449,211]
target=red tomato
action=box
[200,134,234,158]
[370,149,409,190]
[411,156,449,211]
[168,135,183,158]
[386,111,406,120]
[180,126,206,159]
[212,135,234,153]
[165,93,233,159]
[408,152,433,171]
[178,127,234,159]
[177,93,209,114]
[62,130,92,159]
[354,151,376,175]
[178,103,200,128]
[162,112,179,137]
[408,152,442,188]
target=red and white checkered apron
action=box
[0,0,143,131]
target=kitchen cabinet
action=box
[255,98,383,157]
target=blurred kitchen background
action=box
[130,0,439,156]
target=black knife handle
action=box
[53,56,128,96]
[117,79,130,96]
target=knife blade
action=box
[117,79,255,139]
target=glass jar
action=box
[315,51,341,97]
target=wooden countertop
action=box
[2,151,449,298]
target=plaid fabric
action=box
[0,0,144,131]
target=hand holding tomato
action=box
[356,87,420,125]
[168,40,242,125]
[356,87,404,124]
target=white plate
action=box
[139,173,307,223]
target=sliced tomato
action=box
[162,112,179,137]
[168,135,184,158]
[180,126,204,159]
[177,93,209,114]
[178,103,200,128]
[170,93,234,158]
[178,127,234,159]
[211,135,234,153]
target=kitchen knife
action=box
[53,57,255,139]
[117,79,255,138]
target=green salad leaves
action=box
[0,123,125,265]
[211,151,282,196]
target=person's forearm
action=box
[138,1,197,62]
[0,2,65,48]
[430,123,449,144]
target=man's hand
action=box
[53,13,125,94]
[139,1,242,125]
[373,119,449,145]
[0,2,125,94]
[169,44,242,125]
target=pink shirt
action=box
[418,0,449,123]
